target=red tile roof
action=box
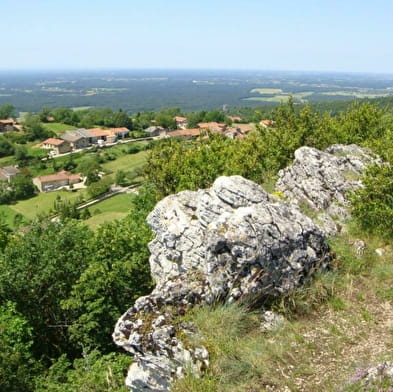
[168,128,201,137]
[174,116,187,122]
[42,138,66,146]
[235,124,253,133]
[197,122,226,130]
[36,170,80,183]
[109,127,129,134]
[87,128,111,137]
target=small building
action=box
[224,127,245,139]
[234,124,253,134]
[167,128,201,139]
[197,122,227,133]
[0,165,20,182]
[33,170,82,192]
[174,116,188,129]
[144,126,167,137]
[60,129,90,150]
[109,127,130,139]
[41,138,72,155]
[86,128,112,144]
[0,118,16,132]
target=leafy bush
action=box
[87,177,112,198]
[35,351,129,392]
[351,164,393,238]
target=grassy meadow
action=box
[84,193,134,229]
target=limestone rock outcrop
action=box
[113,175,331,391]
[275,144,380,235]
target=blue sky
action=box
[1,0,392,72]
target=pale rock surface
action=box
[275,144,380,235]
[113,175,331,391]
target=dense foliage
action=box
[0,186,155,391]
[144,99,385,199]
[0,96,392,391]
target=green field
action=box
[250,88,283,94]
[244,95,291,103]
[84,193,134,229]
[42,122,77,135]
[102,149,148,173]
[321,91,392,99]
[0,204,23,227]
[0,189,87,228]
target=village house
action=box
[234,123,253,134]
[86,128,114,144]
[60,129,91,150]
[41,138,72,155]
[167,128,201,139]
[109,127,129,139]
[224,127,246,139]
[197,122,227,133]
[33,170,82,192]
[0,165,20,182]
[174,116,188,129]
[0,118,17,132]
[144,126,167,137]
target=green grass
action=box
[171,226,393,392]
[9,189,87,221]
[0,204,23,228]
[84,193,134,229]
[101,150,148,173]
[42,122,77,136]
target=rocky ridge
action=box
[113,145,379,391]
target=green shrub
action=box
[351,164,393,238]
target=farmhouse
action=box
[0,166,20,182]
[33,170,82,192]
[41,138,72,154]
[87,128,114,144]
[60,129,90,149]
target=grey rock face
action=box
[276,144,380,235]
[114,175,331,391]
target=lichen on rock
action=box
[113,175,332,391]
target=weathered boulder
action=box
[275,144,380,235]
[113,175,331,391]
